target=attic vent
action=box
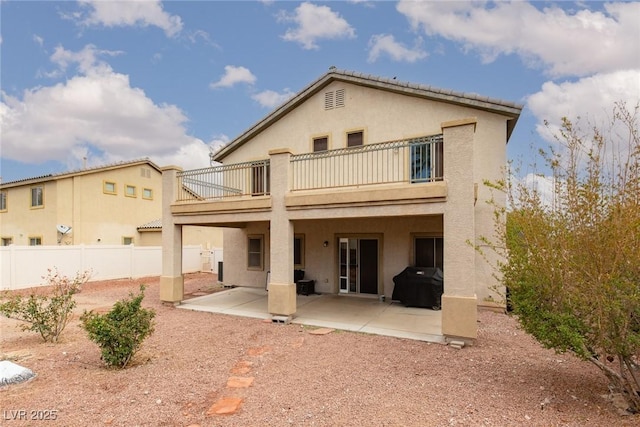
[140,168,151,178]
[335,89,345,108]
[324,89,346,110]
[324,91,334,110]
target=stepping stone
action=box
[227,376,254,388]
[308,328,335,335]
[231,361,253,375]
[207,397,243,415]
[247,346,272,356]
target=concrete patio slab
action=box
[179,287,445,344]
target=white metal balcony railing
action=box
[175,135,442,202]
[176,159,270,201]
[290,134,443,191]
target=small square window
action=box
[29,236,42,246]
[104,181,117,195]
[313,136,328,152]
[30,186,44,208]
[1,237,13,246]
[347,131,363,147]
[125,185,137,197]
[123,237,134,245]
[142,188,153,200]
[247,235,264,270]
[0,191,7,211]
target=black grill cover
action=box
[392,267,444,309]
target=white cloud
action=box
[33,34,44,47]
[396,1,640,77]
[210,65,257,89]
[527,69,640,142]
[367,34,427,63]
[278,2,355,50]
[251,89,295,109]
[0,45,208,172]
[77,0,183,38]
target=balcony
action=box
[171,135,446,215]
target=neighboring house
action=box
[161,68,522,340]
[0,159,222,249]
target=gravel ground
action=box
[1,273,637,427]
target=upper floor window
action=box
[142,188,153,200]
[0,190,6,211]
[123,236,134,245]
[347,131,363,148]
[103,181,117,195]
[29,236,42,246]
[313,136,328,152]
[31,186,44,208]
[1,237,13,246]
[125,184,137,198]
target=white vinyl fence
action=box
[0,245,220,290]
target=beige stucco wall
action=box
[222,216,443,298]
[0,164,162,246]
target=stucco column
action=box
[441,119,478,340]
[160,166,184,303]
[267,149,296,319]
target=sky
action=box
[1,0,639,184]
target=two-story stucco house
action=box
[161,69,522,340]
[0,159,222,248]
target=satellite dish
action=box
[56,224,72,234]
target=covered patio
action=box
[178,287,444,343]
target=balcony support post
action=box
[160,166,184,304]
[267,149,296,319]
[441,119,478,341]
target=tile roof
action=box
[137,219,162,230]
[1,158,161,187]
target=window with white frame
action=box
[31,186,44,208]
[0,190,6,211]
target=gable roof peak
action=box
[214,68,523,161]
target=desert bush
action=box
[480,102,640,412]
[0,269,90,343]
[80,286,155,369]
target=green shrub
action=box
[0,269,90,343]
[80,286,155,369]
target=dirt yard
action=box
[0,273,637,426]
